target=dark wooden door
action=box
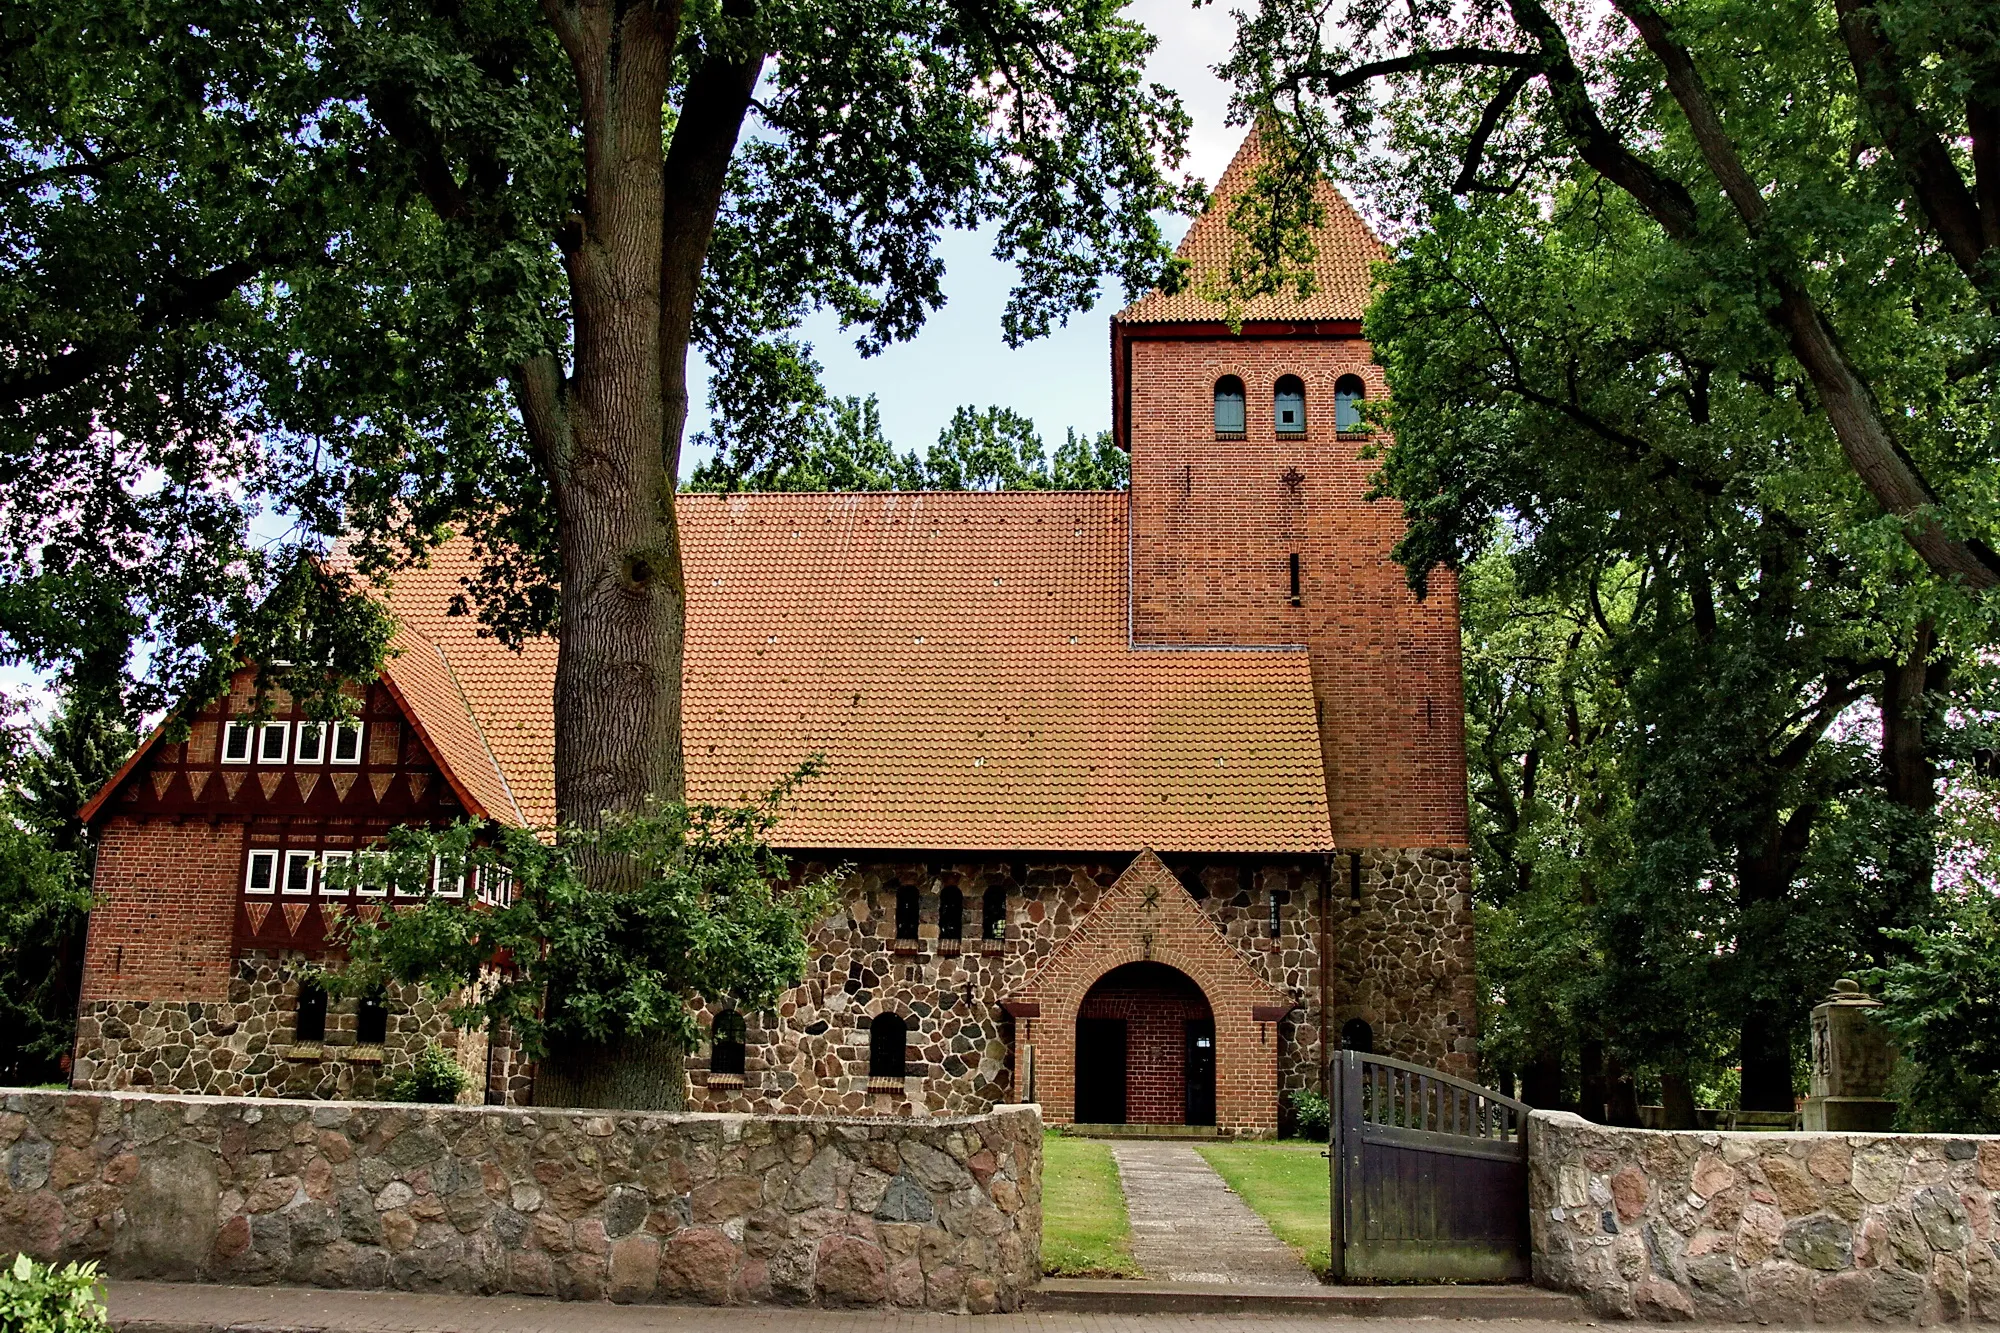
[1184,1019,1215,1125]
[1075,1018,1127,1123]
[1328,1050,1530,1283]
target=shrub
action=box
[1286,1087,1331,1139]
[0,1253,108,1333]
[380,1041,473,1104]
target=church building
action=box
[72,133,1474,1136]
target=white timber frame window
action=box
[222,721,254,764]
[282,849,317,896]
[244,849,278,894]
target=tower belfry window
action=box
[1214,376,1246,436]
[1336,375,1367,432]
[1274,376,1306,435]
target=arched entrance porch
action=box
[1074,961,1216,1125]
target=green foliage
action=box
[321,772,840,1059]
[379,1041,474,1104]
[0,1254,108,1333]
[689,400,1128,494]
[0,686,134,1085]
[3,0,1191,696]
[1866,894,2000,1133]
[1283,1087,1330,1139]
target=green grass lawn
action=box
[1040,1130,1141,1277]
[1196,1141,1333,1280]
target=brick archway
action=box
[1005,850,1291,1135]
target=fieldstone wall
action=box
[690,851,1473,1122]
[1530,1110,2000,1324]
[0,1089,1041,1312]
[71,951,489,1104]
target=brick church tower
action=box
[1113,130,1475,1064]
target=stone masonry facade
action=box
[1532,1109,2000,1324]
[71,951,492,1104]
[0,1089,1041,1312]
[683,848,1473,1129]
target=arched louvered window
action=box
[869,1013,908,1079]
[711,1010,747,1076]
[894,882,920,942]
[1335,374,1367,432]
[939,882,963,941]
[1274,375,1306,434]
[1214,376,1246,435]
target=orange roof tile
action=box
[374,492,1332,853]
[378,625,527,828]
[1117,127,1385,325]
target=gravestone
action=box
[1802,978,1897,1132]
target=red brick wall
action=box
[1078,961,1212,1124]
[1125,332,1469,848]
[80,816,243,1003]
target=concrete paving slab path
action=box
[107,1280,1613,1333]
[1108,1140,1320,1287]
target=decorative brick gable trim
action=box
[1007,849,1289,1134]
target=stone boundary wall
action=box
[0,1090,1040,1312]
[1530,1109,2000,1324]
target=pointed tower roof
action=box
[1116,127,1385,325]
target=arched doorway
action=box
[1074,961,1215,1126]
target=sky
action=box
[681,0,1247,471]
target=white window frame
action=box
[259,722,291,765]
[244,849,279,895]
[329,721,364,765]
[282,849,317,896]
[294,720,326,764]
[319,849,353,894]
[475,864,513,907]
[430,855,464,899]
[356,850,389,898]
[222,722,255,765]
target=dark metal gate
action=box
[1328,1050,1531,1283]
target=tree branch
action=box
[1454,67,1535,196]
[1834,0,1995,294]
[0,253,272,406]
[0,148,140,196]
[1280,47,1538,99]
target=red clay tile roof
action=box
[1117,127,1385,325]
[377,625,527,828]
[372,492,1332,853]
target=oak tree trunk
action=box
[509,0,760,1110]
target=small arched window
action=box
[1340,1018,1375,1053]
[1335,374,1367,432]
[1274,376,1306,434]
[1214,376,1246,435]
[982,885,1007,941]
[939,882,963,941]
[894,883,920,942]
[869,1013,908,1079]
[711,1010,747,1076]
[357,990,389,1045]
[294,980,327,1044]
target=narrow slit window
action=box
[330,722,364,765]
[295,721,326,764]
[894,883,920,941]
[711,1010,747,1076]
[356,992,389,1045]
[1336,374,1367,432]
[282,849,317,896]
[259,722,290,764]
[869,1013,908,1079]
[244,849,278,895]
[1213,375,1246,435]
[222,722,254,764]
[319,849,353,895]
[294,981,328,1044]
[1274,376,1306,434]
[939,883,963,941]
[1289,552,1302,606]
[982,885,1008,941]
